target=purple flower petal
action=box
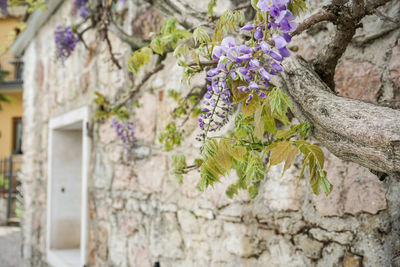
[257,0,271,12]
[221,36,236,48]
[273,35,287,50]
[238,67,248,75]
[249,59,260,68]
[260,41,270,53]
[212,46,225,60]
[272,62,284,72]
[254,28,264,40]
[260,68,271,81]
[270,6,280,17]
[238,45,251,54]
[241,24,255,31]
[269,50,283,61]
[249,81,259,90]
[278,47,291,58]
[207,68,219,77]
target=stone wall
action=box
[20,0,400,266]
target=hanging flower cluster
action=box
[74,0,91,19]
[112,119,136,149]
[0,0,7,15]
[197,0,297,141]
[54,25,79,59]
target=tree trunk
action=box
[280,56,400,175]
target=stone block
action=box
[389,42,400,88]
[149,213,184,259]
[177,210,199,233]
[218,203,244,218]
[335,60,381,103]
[343,163,387,215]
[134,92,157,143]
[262,164,305,212]
[94,153,114,189]
[257,237,309,266]
[128,243,152,267]
[99,119,118,144]
[112,164,137,191]
[132,7,163,40]
[313,151,386,216]
[317,243,345,267]
[109,233,127,266]
[309,228,353,245]
[293,234,323,259]
[97,226,108,261]
[343,252,362,267]
[137,155,167,194]
[193,208,214,219]
[225,235,255,257]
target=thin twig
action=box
[112,64,165,110]
[374,9,400,25]
[180,85,207,126]
[188,60,218,68]
[76,25,92,50]
[291,9,337,36]
[233,2,252,11]
[108,21,149,49]
[103,27,122,69]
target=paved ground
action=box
[0,226,22,267]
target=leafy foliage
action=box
[158,122,184,152]
[47,0,329,200]
[127,47,152,74]
[207,0,217,16]
[92,92,131,121]
[150,17,191,55]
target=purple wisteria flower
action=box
[0,0,7,15]
[74,0,91,19]
[54,25,79,59]
[112,119,136,149]
[197,0,299,142]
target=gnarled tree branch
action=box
[108,22,150,50]
[280,56,400,175]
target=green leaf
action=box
[208,0,217,16]
[193,26,210,45]
[294,141,331,196]
[242,97,260,118]
[267,87,293,123]
[127,47,153,73]
[283,146,299,175]
[230,146,246,161]
[226,184,238,199]
[171,154,187,183]
[150,38,164,55]
[216,139,233,173]
[263,103,276,134]
[269,141,292,166]
[248,183,259,199]
[254,105,264,140]
[276,129,297,140]
[320,172,333,196]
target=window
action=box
[47,107,90,267]
[12,117,22,155]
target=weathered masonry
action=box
[11,0,400,266]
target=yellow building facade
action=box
[0,12,24,158]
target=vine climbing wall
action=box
[20,0,400,266]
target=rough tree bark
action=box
[281,56,400,175]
